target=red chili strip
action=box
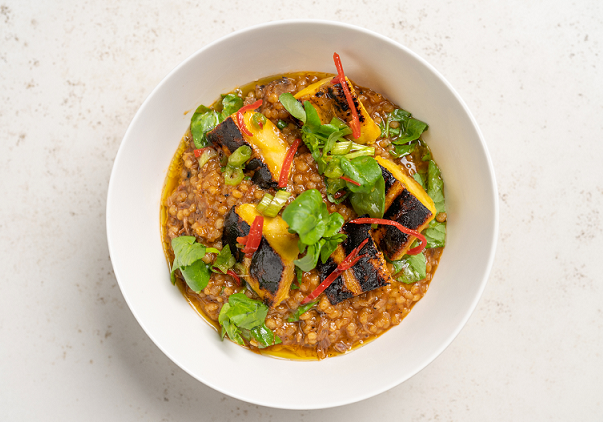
[236,235,248,245]
[193,147,211,158]
[332,52,361,139]
[278,138,302,188]
[236,99,263,137]
[300,238,369,304]
[349,218,427,255]
[340,175,361,186]
[227,269,241,286]
[212,267,242,286]
[241,215,264,257]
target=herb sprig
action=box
[282,189,347,272]
[190,94,244,148]
[278,93,385,218]
[170,236,220,292]
[218,291,281,348]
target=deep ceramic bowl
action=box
[106,20,498,409]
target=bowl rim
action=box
[106,18,499,409]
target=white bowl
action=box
[107,20,498,409]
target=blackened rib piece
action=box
[322,220,393,305]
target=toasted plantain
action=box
[295,76,381,144]
[236,204,299,308]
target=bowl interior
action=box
[107,20,497,409]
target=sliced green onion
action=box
[224,167,245,185]
[264,190,291,217]
[197,148,217,169]
[251,112,267,129]
[331,140,352,155]
[256,193,274,214]
[228,145,252,167]
[234,262,247,276]
[344,149,375,159]
[276,119,288,130]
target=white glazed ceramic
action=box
[106,20,498,409]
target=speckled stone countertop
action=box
[1,1,602,420]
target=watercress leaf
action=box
[413,172,426,189]
[323,212,344,238]
[291,267,303,290]
[220,317,244,345]
[226,293,269,330]
[391,108,411,121]
[278,93,306,123]
[212,245,235,274]
[326,191,349,205]
[389,143,416,158]
[170,236,212,286]
[218,293,279,347]
[218,303,233,339]
[340,156,382,194]
[424,219,446,248]
[172,236,208,268]
[427,160,446,214]
[326,177,346,195]
[191,106,220,149]
[250,323,281,348]
[320,236,345,264]
[394,252,427,284]
[221,94,243,116]
[397,117,428,143]
[287,299,319,322]
[301,127,320,149]
[304,101,322,129]
[349,176,385,218]
[179,259,212,293]
[282,189,328,246]
[318,118,351,138]
[294,241,324,272]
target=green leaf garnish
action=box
[294,241,324,272]
[287,300,319,322]
[218,292,281,348]
[340,156,383,194]
[392,252,427,284]
[389,142,416,158]
[424,219,446,248]
[221,94,243,117]
[412,172,426,189]
[349,176,385,219]
[278,93,306,123]
[282,189,346,272]
[170,236,219,293]
[212,245,236,275]
[427,160,446,214]
[282,189,329,246]
[382,108,428,144]
[304,101,322,128]
[190,105,221,149]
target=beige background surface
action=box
[1,1,602,420]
